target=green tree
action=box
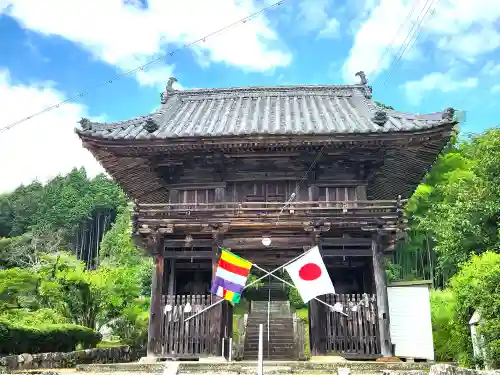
[391,128,499,286]
[32,253,141,329]
[0,268,39,310]
[450,251,500,368]
[100,207,152,296]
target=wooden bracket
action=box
[158,224,174,234]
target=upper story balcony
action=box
[133,199,406,233]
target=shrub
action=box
[0,308,70,326]
[0,319,102,354]
[288,287,306,309]
[109,298,149,349]
[450,251,500,368]
[430,289,458,362]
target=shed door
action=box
[387,285,435,360]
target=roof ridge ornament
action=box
[372,110,388,126]
[144,117,159,133]
[78,117,92,131]
[355,71,368,86]
[160,77,178,104]
[441,107,455,122]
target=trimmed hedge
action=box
[0,320,102,354]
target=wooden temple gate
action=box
[75,75,456,360]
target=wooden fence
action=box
[160,294,224,357]
[310,294,380,359]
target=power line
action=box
[379,0,440,88]
[380,0,435,85]
[369,0,422,82]
[276,1,438,222]
[0,0,287,134]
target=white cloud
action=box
[402,72,478,105]
[481,60,500,76]
[0,69,104,193]
[318,18,340,39]
[297,0,339,39]
[343,0,500,82]
[490,84,500,93]
[297,0,330,31]
[0,0,291,86]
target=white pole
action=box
[222,337,225,359]
[185,246,320,323]
[252,264,348,316]
[267,288,270,360]
[257,324,264,375]
[229,337,233,362]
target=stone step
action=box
[246,329,293,334]
[243,351,296,356]
[246,324,292,328]
[246,326,293,331]
[245,341,294,346]
[245,335,294,340]
[247,318,293,323]
[245,341,295,347]
[77,361,439,375]
[245,336,295,341]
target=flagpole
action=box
[243,245,318,286]
[184,298,225,322]
[252,264,348,317]
[184,246,321,322]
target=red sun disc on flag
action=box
[298,263,322,281]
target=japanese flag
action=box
[284,246,335,303]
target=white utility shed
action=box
[387,280,435,361]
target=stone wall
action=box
[0,346,145,371]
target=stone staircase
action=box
[243,301,296,360]
[251,280,288,301]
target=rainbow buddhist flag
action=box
[210,249,252,305]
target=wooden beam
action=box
[222,236,311,250]
[322,248,371,257]
[372,235,392,357]
[321,237,372,247]
[147,234,164,357]
[164,238,213,248]
[164,251,213,259]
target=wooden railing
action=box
[135,199,405,228]
[310,294,380,358]
[160,294,222,357]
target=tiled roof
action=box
[76,84,452,140]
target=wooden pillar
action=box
[372,234,392,357]
[308,231,324,356]
[210,229,224,356]
[212,230,222,281]
[167,259,176,297]
[147,234,164,357]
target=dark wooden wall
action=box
[159,151,371,206]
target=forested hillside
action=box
[0,128,498,366]
[0,169,152,352]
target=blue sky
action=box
[0,0,499,192]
